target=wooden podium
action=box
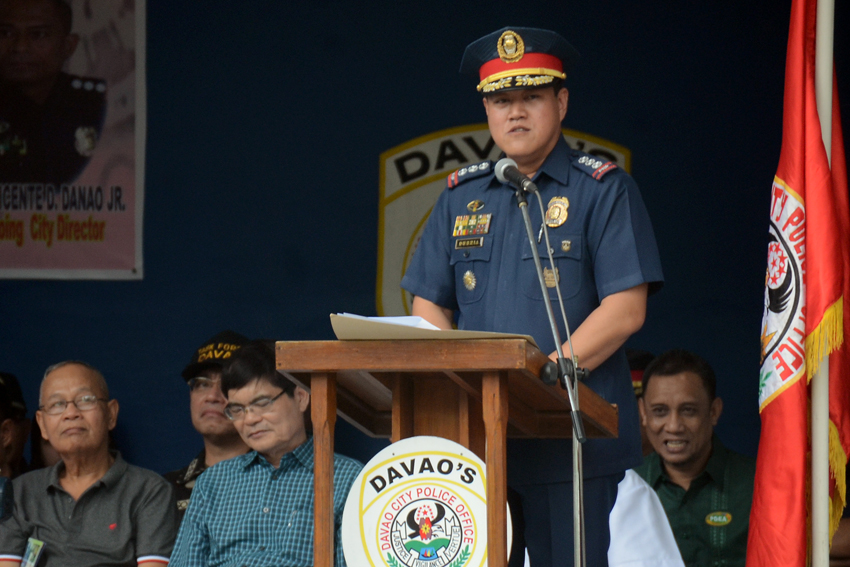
[275,339,618,567]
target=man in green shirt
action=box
[634,349,755,567]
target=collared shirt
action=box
[169,437,363,567]
[634,437,756,567]
[164,449,209,524]
[401,137,664,481]
[0,453,177,566]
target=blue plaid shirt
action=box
[169,437,363,567]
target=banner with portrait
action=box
[0,0,144,279]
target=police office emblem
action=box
[545,197,569,228]
[758,178,804,408]
[341,436,508,567]
[497,30,524,63]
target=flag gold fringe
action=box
[806,298,844,381]
[830,419,848,542]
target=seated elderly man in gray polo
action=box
[0,361,177,566]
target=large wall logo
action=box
[759,177,806,409]
[342,436,509,567]
[376,124,631,316]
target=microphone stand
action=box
[511,185,587,567]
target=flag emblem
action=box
[759,180,805,407]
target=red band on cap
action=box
[479,53,564,82]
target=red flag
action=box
[748,0,850,563]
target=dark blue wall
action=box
[2,0,849,473]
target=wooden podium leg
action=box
[392,373,413,442]
[482,371,508,567]
[311,372,337,567]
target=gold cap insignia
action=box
[561,240,571,252]
[463,270,477,291]
[545,196,569,228]
[543,267,559,288]
[497,30,525,63]
[467,200,485,212]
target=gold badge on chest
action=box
[543,267,559,288]
[545,196,569,228]
[463,270,477,291]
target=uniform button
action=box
[263,507,270,513]
[463,251,470,258]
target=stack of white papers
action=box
[330,313,537,348]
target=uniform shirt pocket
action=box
[521,233,583,301]
[450,236,493,305]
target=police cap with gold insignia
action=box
[181,330,250,381]
[460,27,579,93]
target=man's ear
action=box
[0,419,13,450]
[557,87,569,121]
[638,397,647,426]
[710,397,723,427]
[294,387,310,413]
[106,399,119,431]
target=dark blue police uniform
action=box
[401,136,664,566]
[0,72,107,185]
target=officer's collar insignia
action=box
[447,160,492,189]
[497,30,524,63]
[463,270,477,291]
[545,196,569,228]
[467,200,484,212]
[572,152,619,181]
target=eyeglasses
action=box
[224,390,285,421]
[39,395,107,416]
[188,376,220,392]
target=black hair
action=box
[0,0,74,33]
[220,340,296,398]
[52,0,72,33]
[642,349,717,400]
[550,78,564,94]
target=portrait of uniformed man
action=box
[0,0,106,185]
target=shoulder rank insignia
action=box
[571,152,619,181]
[447,160,492,189]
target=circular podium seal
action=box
[342,436,511,567]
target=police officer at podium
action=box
[402,27,664,567]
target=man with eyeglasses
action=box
[0,361,177,566]
[165,330,249,522]
[169,340,363,567]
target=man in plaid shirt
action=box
[169,341,363,567]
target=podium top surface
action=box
[275,339,618,440]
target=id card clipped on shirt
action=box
[22,538,45,567]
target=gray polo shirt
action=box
[0,454,176,566]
